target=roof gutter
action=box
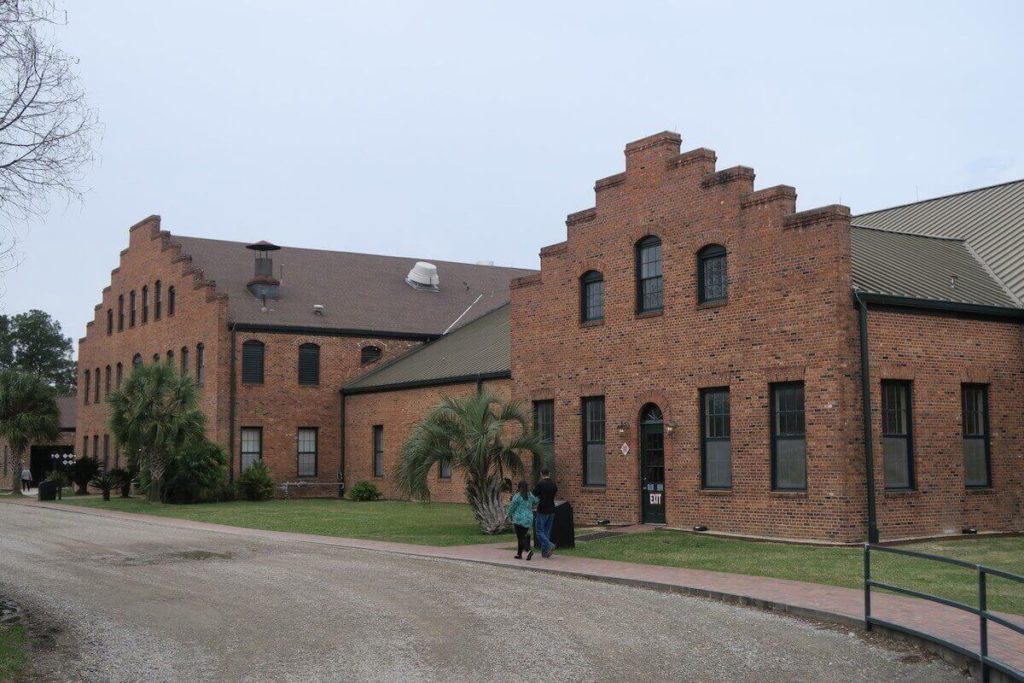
[230,322,438,341]
[342,371,511,396]
[854,293,1024,320]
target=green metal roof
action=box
[852,179,1024,308]
[343,304,511,393]
[851,227,1018,308]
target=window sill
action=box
[770,490,808,498]
[966,487,995,495]
[699,488,732,495]
[883,488,919,497]
[580,485,607,492]
[635,310,663,320]
[697,299,728,310]
[580,319,604,328]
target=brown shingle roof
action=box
[173,236,535,337]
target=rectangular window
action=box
[771,382,806,491]
[103,434,109,468]
[372,425,384,477]
[83,371,90,405]
[581,275,604,323]
[118,295,124,331]
[439,460,452,479]
[82,436,88,458]
[881,381,913,490]
[240,427,262,471]
[583,397,606,486]
[701,388,731,489]
[196,344,205,385]
[962,384,991,488]
[141,287,148,323]
[241,341,264,384]
[637,238,663,313]
[129,291,136,327]
[93,435,99,461]
[297,428,317,477]
[533,400,555,479]
[298,344,320,385]
[154,282,162,320]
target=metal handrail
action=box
[865,543,1024,682]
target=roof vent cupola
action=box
[246,241,281,300]
[406,261,440,292]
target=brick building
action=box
[77,131,1024,542]
[1,395,76,488]
[75,217,531,493]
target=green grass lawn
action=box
[565,530,1024,615]
[0,625,27,682]
[57,497,509,546]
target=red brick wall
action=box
[511,132,862,541]
[343,379,511,502]
[863,308,1024,539]
[234,331,419,488]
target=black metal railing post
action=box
[864,544,872,632]
[979,567,989,683]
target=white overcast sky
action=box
[3,1,1023,355]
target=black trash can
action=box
[37,480,57,501]
[535,500,575,550]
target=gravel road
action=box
[0,503,966,682]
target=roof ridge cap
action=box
[962,241,1022,307]
[850,224,965,242]
[853,177,1024,218]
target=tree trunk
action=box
[9,455,23,497]
[147,454,163,503]
[466,474,510,534]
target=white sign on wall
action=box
[620,443,630,456]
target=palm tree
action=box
[395,391,546,534]
[0,369,59,497]
[107,362,205,502]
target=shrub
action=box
[90,470,117,501]
[163,441,228,504]
[108,468,136,498]
[237,460,274,501]
[70,456,100,495]
[349,480,382,502]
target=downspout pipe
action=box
[228,322,238,484]
[854,289,880,544]
[339,389,346,498]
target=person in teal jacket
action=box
[507,481,539,560]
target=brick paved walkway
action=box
[12,499,1023,675]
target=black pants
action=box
[21,480,30,492]
[514,524,531,556]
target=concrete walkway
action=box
[10,499,1023,676]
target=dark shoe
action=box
[526,550,534,561]
[514,554,522,559]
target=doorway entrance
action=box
[640,404,665,524]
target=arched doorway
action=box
[639,404,665,524]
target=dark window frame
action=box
[141,285,149,324]
[116,362,123,388]
[881,380,915,491]
[106,309,113,335]
[635,236,663,314]
[129,290,136,327]
[132,353,142,368]
[962,383,991,489]
[83,370,90,405]
[698,244,728,304]
[297,427,318,478]
[372,425,384,478]
[180,347,189,376]
[360,345,382,366]
[167,286,176,316]
[118,295,124,331]
[241,340,265,384]
[298,343,320,386]
[770,381,807,491]
[240,427,262,472]
[700,387,731,489]
[439,459,452,480]
[104,365,111,397]
[154,281,162,320]
[580,271,605,323]
[582,396,606,486]
[196,343,205,385]
[94,366,100,403]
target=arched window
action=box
[360,345,382,365]
[698,244,727,303]
[106,309,113,335]
[168,286,176,316]
[104,365,111,396]
[636,236,663,313]
[83,370,90,405]
[180,346,189,376]
[94,367,100,403]
[196,343,205,385]
[117,295,125,331]
[298,343,320,386]
[580,271,604,323]
[242,340,264,384]
[152,353,160,364]
[116,362,123,388]
[141,285,149,323]
[129,290,136,327]
[132,353,142,368]
[154,281,162,320]
[167,349,174,365]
